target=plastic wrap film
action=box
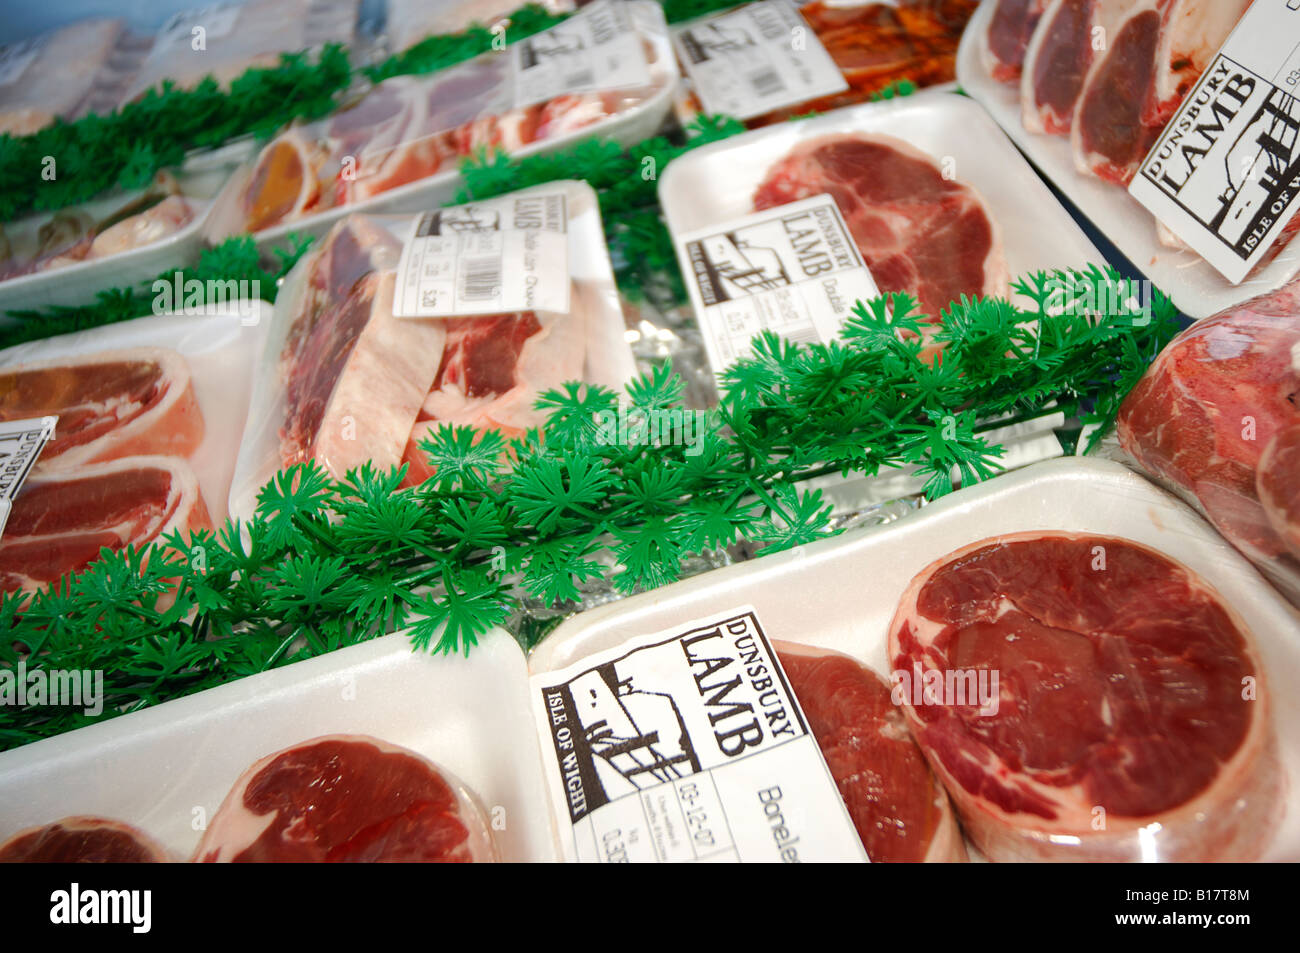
[0,19,138,136]
[208,0,675,238]
[226,184,635,521]
[384,0,577,52]
[121,0,360,102]
[673,0,980,130]
[1117,277,1300,605]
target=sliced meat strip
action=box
[0,348,204,469]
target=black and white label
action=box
[676,194,879,375]
[394,190,570,317]
[512,0,651,109]
[1129,0,1300,283]
[532,607,865,863]
[0,39,41,89]
[674,1,847,120]
[0,416,56,538]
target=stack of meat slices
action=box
[988,0,1252,185]
[0,348,212,594]
[275,215,585,486]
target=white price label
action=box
[511,0,651,109]
[532,607,866,863]
[1129,0,1300,284]
[674,1,848,120]
[0,415,57,538]
[394,190,571,317]
[675,194,879,377]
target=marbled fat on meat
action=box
[0,348,204,469]
[195,735,497,862]
[887,532,1277,861]
[1117,278,1300,569]
[752,133,1007,321]
[0,456,212,594]
[0,816,168,863]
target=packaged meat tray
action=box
[384,0,577,52]
[0,628,556,862]
[0,164,235,314]
[0,302,272,592]
[1116,274,1300,605]
[205,0,679,250]
[532,457,1300,862]
[671,0,979,129]
[120,0,361,103]
[0,19,138,137]
[226,179,637,521]
[659,89,1100,496]
[4,458,1294,862]
[958,0,1300,319]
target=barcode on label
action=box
[748,66,785,98]
[461,257,503,301]
[782,326,821,346]
[565,69,596,89]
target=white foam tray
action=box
[0,629,558,863]
[956,0,1300,320]
[531,457,1300,862]
[0,162,238,316]
[659,87,1105,310]
[658,87,1098,500]
[209,0,681,253]
[0,305,270,526]
[226,179,638,523]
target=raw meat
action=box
[402,309,586,485]
[0,348,204,470]
[1020,0,1135,136]
[0,20,127,136]
[752,132,1008,320]
[1117,280,1300,566]
[86,196,195,260]
[0,455,211,593]
[1072,0,1251,185]
[775,641,965,862]
[888,531,1278,862]
[0,817,168,862]
[1259,426,1300,561]
[1117,281,1300,603]
[279,216,446,477]
[194,735,497,862]
[981,0,1049,82]
[218,9,669,234]
[385,0,575,51]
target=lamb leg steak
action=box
[194,735,497,862]
[0,816,168,863]
[887,531,1278,862]
[753,132,1007,321]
